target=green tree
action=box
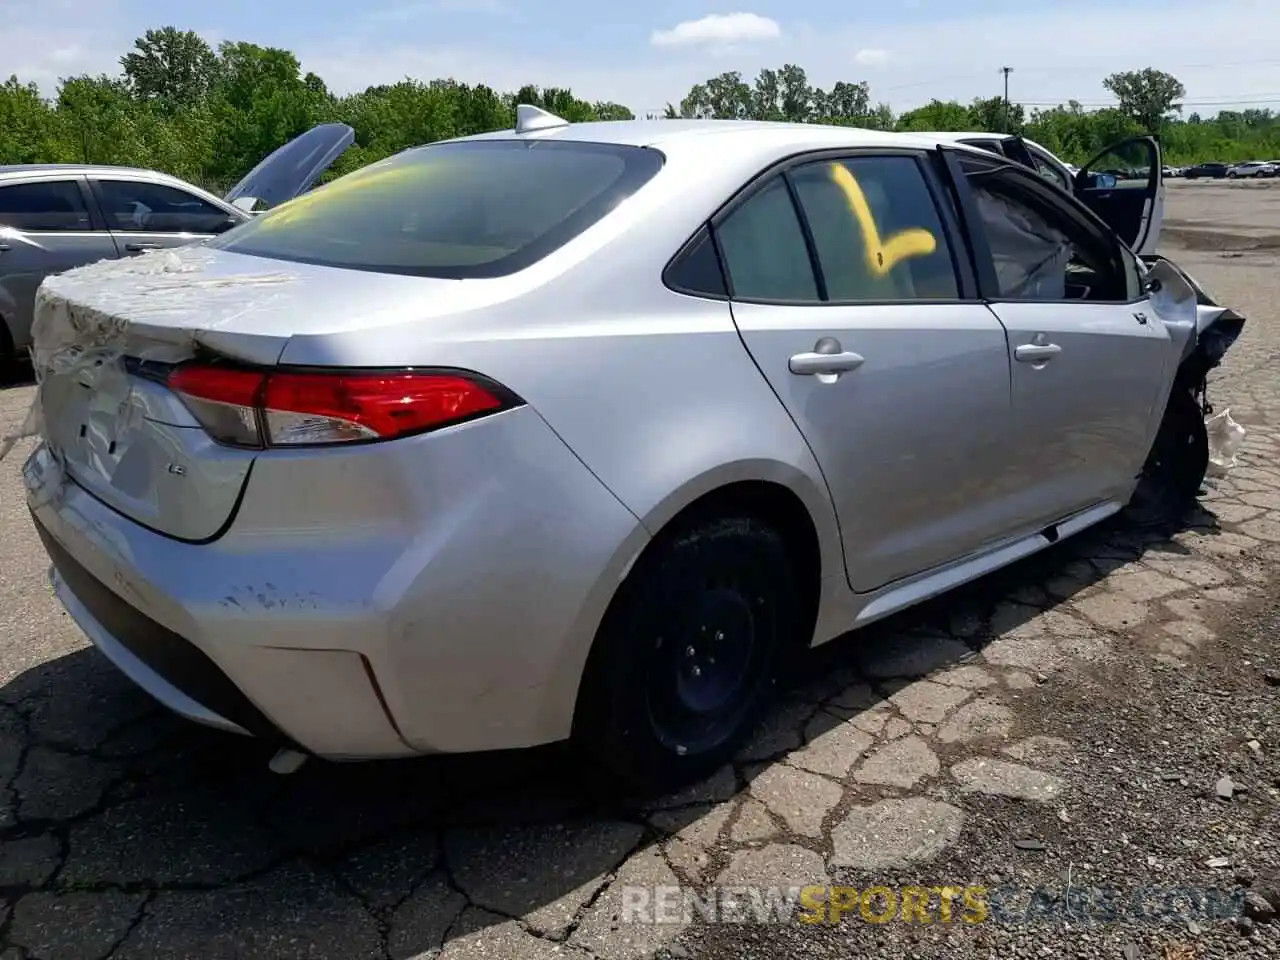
[55,75,138,164]
[677,72,753,119]
[3,34,1279,188]
[896,99,971,131]
[592,101,634,121]
[968,95,1024,135]
[0,76,63,164]
[814,81,872,126]
[121,27,220,107]
[1102,68,1186,132]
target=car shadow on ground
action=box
[0,493,1228,956]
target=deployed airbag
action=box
[970,183,1073,300]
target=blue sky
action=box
[5,0,1279,116]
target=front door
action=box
[87,178,240,256]
[715,151,1016,594]
[0,177,118,352]
[953,153,1172,527]
[1074,136,1164,256]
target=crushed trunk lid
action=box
[1,243,523,542]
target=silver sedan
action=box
[9,108,1246,789]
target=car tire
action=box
[1123,387,1209,529]
[575,515,798,791]
[0,319,16,387]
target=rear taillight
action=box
[168,365,517,448]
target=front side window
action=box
[95,181,233,234]
[964,166,1127,302]
[210,139,665,279]
[0,181,91,232]
[714,177,819,302]
[1085,139,1155,185]
[789,155,959,301]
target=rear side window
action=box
[789,156,959,301]
[715,177,819,301]
[0,180,91,232]
[210,140,665,278]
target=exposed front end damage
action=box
[1127,254,1248,526]
[1143,253,1246,418]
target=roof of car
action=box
[920,131,1006,142]
[0,163,187,181]
[447,118,991,156]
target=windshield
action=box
[209,139,665,278]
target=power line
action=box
[877,56,1280,95]
[1021,95,1280,107]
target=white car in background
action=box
[1226,161,1274,179]
[921,131,1165,257]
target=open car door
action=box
[1072,136,1163,256]
[223,122,355,214]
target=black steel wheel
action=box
[575,515,798,790]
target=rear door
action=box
[0,176,118,351]
[948,150,1172,527]
[712,150,1018,594]
[1073,136,1163,256]
[87,177,242,256]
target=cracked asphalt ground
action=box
[1,179,1279,960]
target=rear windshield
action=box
[209,139,665,278]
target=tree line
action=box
[2,28,1276,195]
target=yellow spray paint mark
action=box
[827,163,936,276]
[252,159,449,230]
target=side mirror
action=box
[1094,173,1118,189]
[212,216,240,234]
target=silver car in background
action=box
[11,108,1245,789]
[0,124,354,368]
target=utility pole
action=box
[1000,66,1013,133]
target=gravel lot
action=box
[1,178,1279,960]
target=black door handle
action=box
[0,243,11,252]
[124,242,159,252]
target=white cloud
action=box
[650,13,781,49]
[854,48,890,67]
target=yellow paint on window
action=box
[828,163,937,276]
[252,158,447,230]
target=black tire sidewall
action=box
[1126,388,1209,527]
[577,515,798,790]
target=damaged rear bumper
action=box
[41,524,263,740]
[27,446,418,760]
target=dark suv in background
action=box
[1184,162,1230,179]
